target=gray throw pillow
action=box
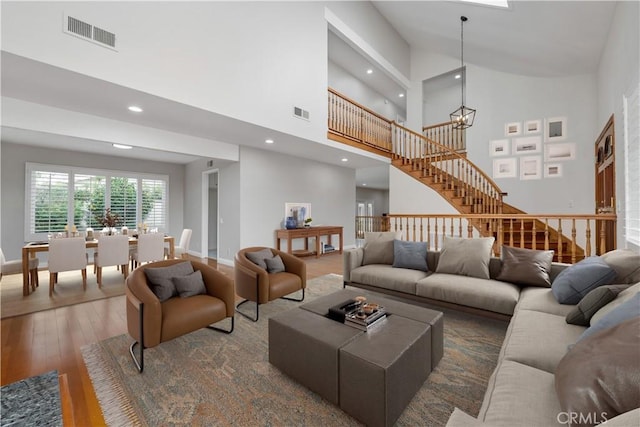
[496,245,554,287]
[577,292,640,343]
[600,249,640,284]
[362,232,401,265]
[551,256,617,304]
[144,261,195,302]
[246,248,274,269]
[392,240,428,272]
[172,270,207,298]
[265,255,286,273]
[566,285,629,326]
[555,316,640,424]
[435,237,495,279]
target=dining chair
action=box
[165,228,192,259]
[48,237,88,297]
[131,233,165,269]
[94,235,130,287]
[1,247,40,291]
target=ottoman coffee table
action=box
[269,289,444,427]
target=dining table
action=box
[21,235,175,296]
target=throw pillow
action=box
[362,231,402,265]
[435,236,495,279]
[246,248,274,270]
[392,240,428,272]
[577,292,640,343]
[172,270,207,298]
[144,261,195,302]
[265,254,286,273]
[565,285,629,326]
[589,282,640,325]
[555,316,640,424]
[496,245,554,287]
[551,256,617,304]
[600,249,640,284]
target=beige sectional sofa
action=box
[343,234,640,426]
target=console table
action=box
[275,226,343,258]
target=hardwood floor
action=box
[0,253,343,426]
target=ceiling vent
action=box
[64,15,117,50]
[293,106,310,121]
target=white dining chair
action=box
[1,247,40,291]
[94,235,130,287]
[48,237,88,297]
[165,228,192,259]
[131,233,165,269]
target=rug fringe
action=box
[81,343,143,427]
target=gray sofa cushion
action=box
[435,237,495,279]
[565,284,629,326]
[496,245,554,287]
[392,240,428,271]
[516,287,576,317]
[350,264,428,295]
[144,261,195,302]
[362,232,401,265]
[590,282,640,325]
[265,254,286,273]
[172,270,207,298]
[600,249,640,284]
[246,248,274,269]
[551,256,617,304]
[500,309,585,373]
[416,273,519,315]
[578,292,640,343]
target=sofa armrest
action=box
[343,247,364,283]
[197,264,236,317]
[125,273,162,348]
[235,255,271,304]
[275,249,307,289]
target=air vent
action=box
[207,160,215,168]
[64,15,117,50]
[293,106,310,121]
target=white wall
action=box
[329,61,406,121]
[0,142,185,259]
[597,1,640,250]
[356,187,389,216]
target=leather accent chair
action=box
[125,259,235,372]
[234,247,306,322]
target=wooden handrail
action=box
[355,213,617,263]
[422,121,466,152]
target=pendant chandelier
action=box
[450,16,476,129]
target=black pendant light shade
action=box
[450,16,476,129]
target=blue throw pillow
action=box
[392,240,428,272]
[551,256,617,304]
[577,292,640,343]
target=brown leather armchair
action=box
[126,259,234,372]
[234,247,306,322]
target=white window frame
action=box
[25,162,169,241]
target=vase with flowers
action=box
[96,208,123,235]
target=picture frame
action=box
[505,122,521,137]
[512,136,542,155]
[524,119,541,135]
[285,202,311,227]
[493,158,517,179]
[544,163,563,178]
[519,156,541,180]
[544,143,576,161]
[490,139,510,157]
[545,116,567,142]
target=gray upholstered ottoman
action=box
[269,289,444,426]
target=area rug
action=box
[0,370,62,426]
[1,267,126,319]
[82,274,508,426]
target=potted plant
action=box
[96,208,123,235]
[304,218,313,227]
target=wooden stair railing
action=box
[423,121,466,153]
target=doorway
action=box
[594,115,616,254]
[202,169,219,259]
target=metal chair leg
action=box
[281,288,305,303]
[206,316,235,334]
[236,299,259,322]
[129,301,144,373]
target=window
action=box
[624,86,640,248]
[26,163,168,240]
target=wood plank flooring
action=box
[0,253,343,426]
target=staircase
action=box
[327,88,585,261]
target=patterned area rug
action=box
[0,370,61,427]
[82,274,508,426]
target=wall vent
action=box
[64,15,117,50]
[293,106,310,121]
[207,160,215,168]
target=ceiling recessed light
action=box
[341,158,348,162]
[362,183,367,186]
[113,143,133,150]
[366,69,373,75]
[265,138,274,144]
[398,93,405,98]
[454,74,461,79]
[128,105,143,113]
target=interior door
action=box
[594,115,616,254]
